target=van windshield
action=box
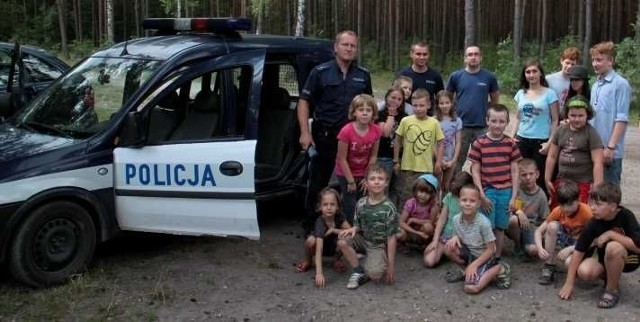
[13,56,161,138]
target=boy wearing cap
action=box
[396,174,441,250]
[545,95,604,209]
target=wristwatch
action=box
[607,145,616,150]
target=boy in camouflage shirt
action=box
[338,164,400,289]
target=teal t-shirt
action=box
[441,192,460,239]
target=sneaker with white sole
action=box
[346,272,369,289]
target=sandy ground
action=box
[0,126,639,321]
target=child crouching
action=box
[338,164,399,289]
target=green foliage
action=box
[614,37,640,122]
[11,6,58,48]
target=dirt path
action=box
[0,127,639,321]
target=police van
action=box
[0,18,334,287]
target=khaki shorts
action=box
[348,234,387,276]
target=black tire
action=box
[9,201,96,288]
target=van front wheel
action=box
[9,201,96,288]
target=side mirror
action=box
[119,111,146,147]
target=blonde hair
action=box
[348,94,378,121]
[590,41,616,59]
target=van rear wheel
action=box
[9,201,96,288]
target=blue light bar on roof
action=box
[143,18,252,34]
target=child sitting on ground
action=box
[424,171,474,267]
[445,184,512,293]
[396,174,440,253]
[294,188,351,288]
[534,180,592,285]
[559,182,640,309]
[338,164,399,290]
[506,158,550,259]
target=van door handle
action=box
[219,161,243,176]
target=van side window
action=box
[278,64,298,98]
[146,65,251,144]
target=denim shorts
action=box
[484,187,512,230]
[460,245,498,285]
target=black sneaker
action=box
[538,265,555,285]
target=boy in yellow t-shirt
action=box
[393,89,444,208]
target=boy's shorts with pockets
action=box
[346,234,387,276]
[556,225,576,249]
[460,245,498,285]
[484,187,512,230]
[593,244,640,273]
[520,227,536,247]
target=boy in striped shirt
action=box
[468,104,522,261]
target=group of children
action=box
[294,76,639,309]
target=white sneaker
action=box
[346,272,369,289]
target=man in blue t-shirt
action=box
[446,46,500,173]
[395,42,444,115]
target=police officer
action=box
[297,30,372,233]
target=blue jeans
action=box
[604,158,622,185]
[338,175,364,225]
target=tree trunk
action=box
[394,0,400,69]
[255,0,264,35]
[357,0,362,63]
[464,0,475,48]
[578,0,585,43]
[294,0,305,36]
[513,0,523,60]
[636,0,640,39]
[176,0,181,18]
[539,0,547,58]
[55,0,69,59]
[583,0,592,65]
[439,0,448,68]
[106,0,113,43]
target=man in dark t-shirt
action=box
[396,42,443,114]
[558,182,640,309]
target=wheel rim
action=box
[32,218,80,272]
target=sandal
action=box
[597,289,619,309]
[445,269,464,283]
[332,259,347,273]
[495,262,512,289]
[294,261,310,273]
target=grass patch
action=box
[0,266,174,321]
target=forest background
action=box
[1,0,640,120]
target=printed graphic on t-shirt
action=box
[404,125,434,156]
[521,102,541,120]
[349,141,375,168]
[559,135,577,164]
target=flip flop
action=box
[294,261,310,273]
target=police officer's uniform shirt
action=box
[300,59,372,128]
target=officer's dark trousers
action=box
[302,123,340,234]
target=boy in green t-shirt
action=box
[338,163,400,289]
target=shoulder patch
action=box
[356,65,370,73]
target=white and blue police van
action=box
[0,18,334,287]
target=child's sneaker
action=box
[495,261,511,289]
[346,272,369,289]
[538,264,555,285]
